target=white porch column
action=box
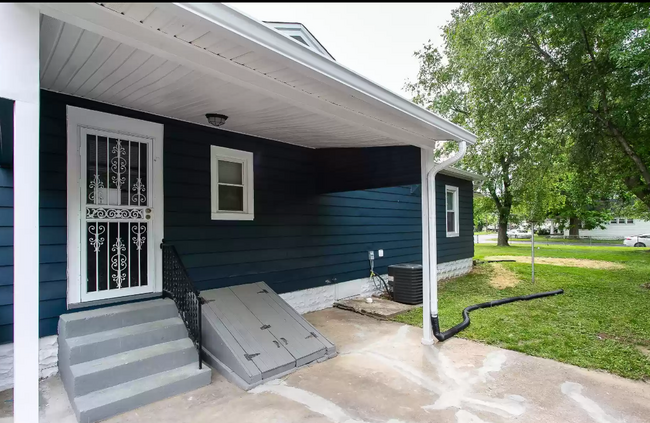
[420,149,434,345]
[0,4,40,423]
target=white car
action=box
[624,234,650,247]
[507,230,531,239]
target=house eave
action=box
[34,2,476,149]
[175,3,477,145]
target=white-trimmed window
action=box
[210,146,254,220]
[445,185,459,237]
[610,217,634,224]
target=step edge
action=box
[66,317,185,347]
[60,299,175,323]
[70,338,196,377]
[74,364,211,411]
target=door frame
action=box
[66,106,164,307]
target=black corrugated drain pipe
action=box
[431,289,564,342]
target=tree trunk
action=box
[491,155,513,247]
[568,217,580,237]
[497,210,510,246]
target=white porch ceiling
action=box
[37,3,476,149]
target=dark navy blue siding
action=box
[161,122,424,294]
[39,94,71,341]
[435,174,475,261]
[0,98,14,343]
[318,146,473,261]
[0,167,12,343]
[0,90,475,343]
[318,146,421,193]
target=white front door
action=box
[67,107,164,305]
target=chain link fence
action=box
[476,233,626,246]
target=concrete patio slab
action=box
[334,296,419,319]
[6,308,650,423]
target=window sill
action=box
[211,212,254,221]
[446,232,460,238]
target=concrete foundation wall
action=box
[280,274,384,314]
[280,257,474,314]
[0,335,58,391]
[438,258,474,281]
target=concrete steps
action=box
[59,299,211,422]
[74,364,210,423]
[62,317,188,365]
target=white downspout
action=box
[420,141,467,344]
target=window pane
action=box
[610,219,617,224]
[447,211,455,233]
[446,191,454,211]
[219,185,244,211]
[627,219,634,224]
[218,160,243,185]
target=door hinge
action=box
[305,332,318,339]
[244,353,260,361]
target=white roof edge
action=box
[177,3,477,145]
[439,167,484,181]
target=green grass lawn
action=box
[394,244,650,380]
[474,231,496,235]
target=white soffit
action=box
[36,3,477,149]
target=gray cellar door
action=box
[201,282,336,390]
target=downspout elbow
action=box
[426,141,468,181]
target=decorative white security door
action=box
[81,130,154,301]
[68,106,163,304]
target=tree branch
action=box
[523,28,571,83]
[623,175,650,206]
[488,184,503,210]
[451,107,470,116]
[607,123,650,187]
[588,106,650,187]
[579,23,598,71]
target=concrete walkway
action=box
[11,308,650,423]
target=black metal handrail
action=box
[161,242,202,369]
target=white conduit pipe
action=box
[421,141,467,345]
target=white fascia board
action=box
[439,167,485,181]
[36,3,440,149]
[174,3,477,145]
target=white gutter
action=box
[439,167,484,182]
[421,141,468,345]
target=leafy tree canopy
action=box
[409,2,650,243]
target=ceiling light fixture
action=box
[206,113,228,127]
